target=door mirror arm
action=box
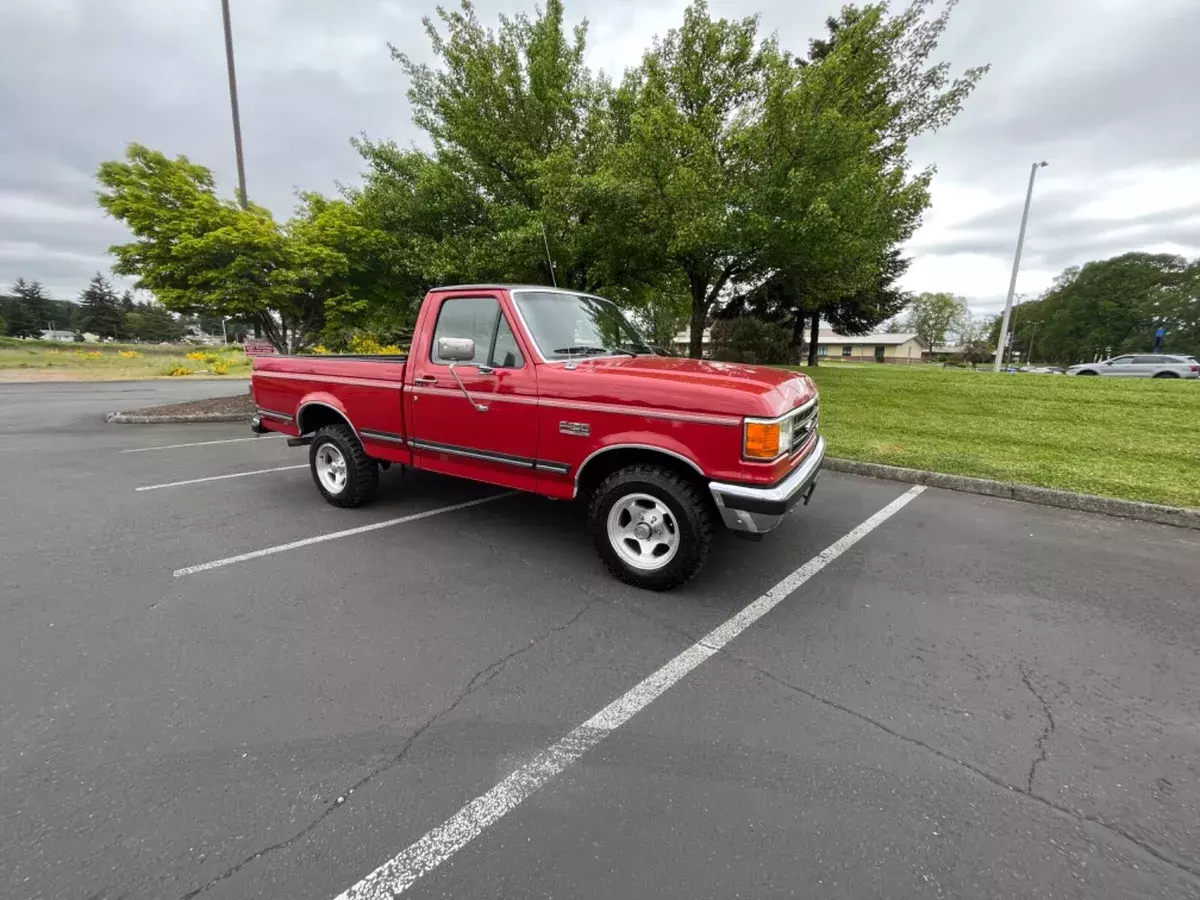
[449,362,489,413]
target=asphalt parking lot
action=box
[3,380,1199,900]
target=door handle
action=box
[414,374,438,384]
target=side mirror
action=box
[438,337,475,361]
[436,337,488,413]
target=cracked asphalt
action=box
[3,380,1199,899]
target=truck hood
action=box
[538,355,816,419]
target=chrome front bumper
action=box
[709,436,826,534]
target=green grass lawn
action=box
[0,338,252,380]
[795,364,1200,507]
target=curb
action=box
[824,458,1200,531]
[105,412,249,424]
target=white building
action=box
[40,329,76,342]
[815,330,928,364]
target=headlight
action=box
[744,414,792,460]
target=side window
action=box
[431,297,498,365]
[1109,356,1133,366]
[1133,356,1161,365]
[490,314,525,368]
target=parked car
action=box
[250,285,824,590]
[1067,354,1199,379]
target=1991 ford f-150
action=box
[251,285,824,590]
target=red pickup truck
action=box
[251,285,824,590]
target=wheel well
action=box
[1153,371,1178,378]
[297,403,353,435]
[576,446,708,499]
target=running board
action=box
[287,436,313,448]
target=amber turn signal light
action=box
[744,421,781,459]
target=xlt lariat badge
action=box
[559,421,590,436]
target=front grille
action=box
[790,399,819,454]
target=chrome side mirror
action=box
[437,337,475,361]
[436,337,488,413]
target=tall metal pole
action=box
[993,161,1047,371]
[221,0,249,209]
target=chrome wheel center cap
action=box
[634,522,652,540]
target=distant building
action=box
[40,329,76,342]
[815,330,928,364]
[672,328,713,357]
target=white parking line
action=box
[333,485,926,900]
[122,435,285,453]
[173,492,517,577]
[136,464,307,492]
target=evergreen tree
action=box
[119,290,136,339]
[12,278,53,332]
[3,282,40,337]
[78,273,125,338]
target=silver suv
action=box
[1068,354,1199,379]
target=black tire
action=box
[1077,370,1099,376]
[1153,372,1178,378]
[309,424,378,508]
[588,465,714,591]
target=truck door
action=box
[407,293,540,491]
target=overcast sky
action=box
[2,0,1198,317]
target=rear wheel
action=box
[309,424,378,508]
[1077,370,1099,376]
[589,465,714,591]
[1153,372,1178,378]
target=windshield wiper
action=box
[553,346,638,358]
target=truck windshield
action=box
[512,290,653,361]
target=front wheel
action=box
[589,465,714,591]
[310,424,379,508]
[1153,372,1178,378]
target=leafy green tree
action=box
[635,283,691,352]
[97,144,400,352]
[78,272,125,338]
[757,1,985,365]
[906,291,966,349]
[358,0,607,292]
[1004,253,1200,364]
[0,312,6,336]
[125,302,185,342]
[599,2,772,358]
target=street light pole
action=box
[221,0,249,209]
[993,161,1047,372]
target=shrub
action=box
[161,365,194,376]
[118,350,142,359]
[710,318,792,365]
[185,351,208,361]
[349,334,404,355]
[210,362,229,375]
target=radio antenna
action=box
[541,222,557,287]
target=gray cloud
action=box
[1,0,1197,303]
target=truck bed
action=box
[251,354,409,461]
